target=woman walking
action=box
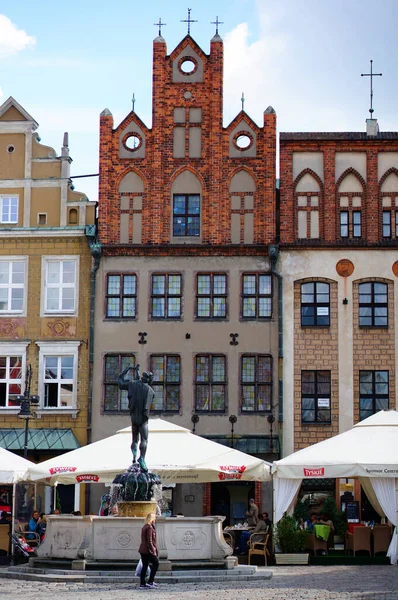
[138,512,159,589]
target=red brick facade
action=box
[98,34,276,250]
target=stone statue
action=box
[118,364,154,472]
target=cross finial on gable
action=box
[211,16,223,35]
[181,8,197,35]
[361,59,382,117]
[241,92,245,111]
[154,17,166,37]
[132,93,136,112]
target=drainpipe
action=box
[85,236,102,513]
[268,243,283,456]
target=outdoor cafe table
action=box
[313,524,330,542]
[224,526,250,549]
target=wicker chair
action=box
[373,525,392,556]
[248,532,270,566]
[304,532,328,556]
[346,526,371,556]
[223,531,235,553]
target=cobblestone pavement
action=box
[1,566,398,600]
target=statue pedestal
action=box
[117,500,157,517]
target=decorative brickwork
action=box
[293,279,339,450]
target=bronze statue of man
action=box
[118,364,154,472]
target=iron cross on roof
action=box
[181,8,198,35]
[154,17,166,37]
[361,59,382,117]
[211,16,224,35]
[241,92,245,111]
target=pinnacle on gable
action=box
[100,108,113,117]
[264,106,276,114]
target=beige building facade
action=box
[0,97,96,514]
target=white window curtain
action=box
[370,477,397,565]
[274,477,302,523]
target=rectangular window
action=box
[104,354,135,412]
[241,274,272,319]
[301,370,331,423]
[340,211,348,238]
[44,355,74,408]
[0,260,25,313]
[196,273,227,318]
[301,281,330,326]
[0,356,22,408]
[150,355,180,412]
[383,211,391,238]
[0,196,18,224]
[106,274,137,318]
[359,282,388,327]
[151,274,182,319]
[44,259,77,313]
[241,355,272,412]
[173,194,200,237]
[359,370,389,421]
[195,355,226,412]
[353,211,362,238]
[396,210,398,238]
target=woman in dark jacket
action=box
[138,512,159,588]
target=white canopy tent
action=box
[272,410,398,563]
[28,418,271,484]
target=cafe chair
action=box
[373,525,392,556]
[304,532,328,556]
[248,532,269,566]
[345,526,371,556]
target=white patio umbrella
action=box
[271,410,398,563]
[0,447,33,484]
[29,418,271,484]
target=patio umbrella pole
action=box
[11,482,16,565]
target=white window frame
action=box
[0,257,28,315]
[36,341,80,417]
[0,195,18,224]
[0,342,28,413]
[41,256,79,317]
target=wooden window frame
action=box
[103,354,135,413]
[194,354,227,413]
[195,273,228,319]
[150,354,181,413]
[172,194,200,237]
[358,281,388,327]
[359,370,389,421]
[301,370,331,424]
[241,273,272,320]
[240,354,272,413]
[301,281,330,327]
[105,273,137,319]
[150,273,182,319]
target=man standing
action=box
[118,365,155,471]
[246,498,259,527]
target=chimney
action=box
[366,118,379,137]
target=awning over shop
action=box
[0,428,80,452]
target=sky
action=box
[0,0,397,201]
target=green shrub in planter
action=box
[321,496,347,538]
[275,515,310,553]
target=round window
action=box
[7,145,15,154]
[179,57,197,75]
[235,134,252,150]
[123,134,142,152]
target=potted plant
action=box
[274,515,310,565]
[321,496,347,545]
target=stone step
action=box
[0,565,272,584]
[7,565,257,577]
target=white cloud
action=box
[223,12,287,127]
[0,15,35,58]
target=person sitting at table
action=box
[318,513,335,548]
[237,513,268,555]
[305,512,319,531]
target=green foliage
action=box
[293,498,311,522]
[321,496,347,537]
[275,515,309,553]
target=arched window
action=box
[380,171,398,239]
[171,170,202,240]
[295,172,321,239]
[337,172,364,239]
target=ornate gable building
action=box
[93,29,278,517]
[0,97,96,513]
[279,118,398,513]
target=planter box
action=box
[275,553,309,565]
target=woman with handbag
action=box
[138,512,159,589]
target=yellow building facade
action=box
[0,97,96,512]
